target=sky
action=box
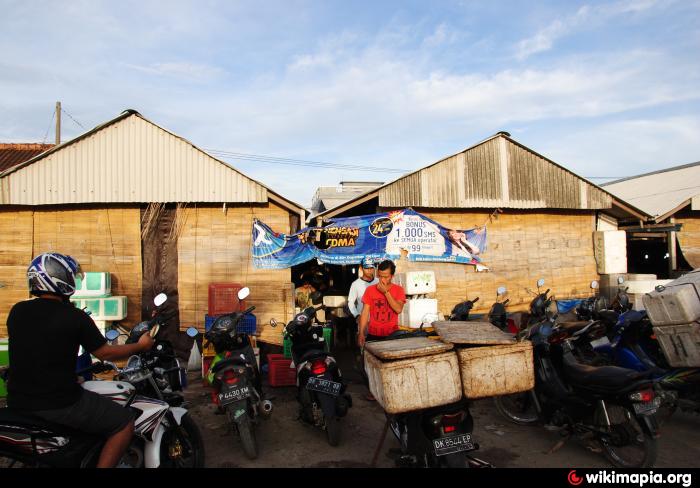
[1,0,699,208]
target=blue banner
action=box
[251,209,488,269]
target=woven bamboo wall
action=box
[0,210,34,337]
[0,207,142,337]
[177,202,294,346]
[676,211,700,269]
[388,208,600,316]
[32,207,143,326]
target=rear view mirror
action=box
[537,279,545,287]
[618,276,625,285]
[238,287,250,301]
[105,329,119,341]
[497,286,507,296]
[591,281,599,289]
[185,327,199,338]
[154,293,167,307]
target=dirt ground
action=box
[187,346,700,469]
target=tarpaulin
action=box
[252,209,487,269]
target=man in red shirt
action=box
[358,259,406,347]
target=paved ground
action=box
[188,346,700,469]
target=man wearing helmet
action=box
[6,252,155,468]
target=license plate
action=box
[633,397,661,416]
[218,385,250,405]
[590,336,611,349]
[306,376,342,396]
[433,433,474,456]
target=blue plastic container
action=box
[205,313,256,334]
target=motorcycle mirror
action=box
[185,327,199,338]
[270,318,278,328]
[537,278,545,288]
[153,293,167,307]
[105,329,120,341]
[497,286,507,296]
[618,276,625,285]
[238,287,250,301]
[590,280,599,289]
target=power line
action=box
[41,110,55,144]
[61,108,85,130]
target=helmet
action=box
[27,252,83,297]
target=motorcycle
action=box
[0,353,204,468]
[105,293,194,407]
[375,329,489,468]
[284,292,352,446]
[449,296,480,321]
[493,318,661,468]
[203,287,270,460]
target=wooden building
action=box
[314,132,648,316]
[0,110,303,345]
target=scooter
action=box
[376,329,490,468]
[0,339,205,467]
[493,319,661,468]
[203,287,271,460]
[284,292,352,446]
[449,296,480,321]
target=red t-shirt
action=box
[362,284,406,337]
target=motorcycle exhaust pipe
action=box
[260,400,273,417]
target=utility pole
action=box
[55,101,61,145]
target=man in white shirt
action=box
[347,257,378,321]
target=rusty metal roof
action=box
[0,143,54,172]
[315,133,649,221]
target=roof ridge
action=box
[602,161,700,186]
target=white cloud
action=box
[125,62,225,81]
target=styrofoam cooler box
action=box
[364,338,461,414]
[92,320,112,335]
[627,293,647,311]
[399,298,439,328]
[653,324,700,368]
[625,280,673,294]
[594,231,627,274]
[457,342,535,398]
[394,271,437,295]
[73,272,111,298]
[71,296,127,321]
[323,295,348,308]
[643,270,700,326]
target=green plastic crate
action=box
[283,327,332,359]
[0,339,8,398]
[73,272,111,298]
[283,337,292,359]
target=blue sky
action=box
[1,0,699,207]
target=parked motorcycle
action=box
[493,319,661,468]
[449,296,480,321]
[203,287,270,460]
[488,286,514,332]
[0,358,204,468]
[376,329,489,468]
[285,292,352,446]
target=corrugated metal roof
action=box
[0,111,304,216]
[603,161,700,220]
[0,143,53,172]
[316,133,649,220]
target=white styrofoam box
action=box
[625,280,673,295]
[329,307,348,318]
[399,298,439,328]
[92,320,112,335]
[71,296,127,321]
[627,293,647,311]
[643,270,700,326]
[653,324,700,368]
[594,231,627,274]
[394,271,437,296]
[73,272,111,298]
[323,295,348,308]
[365,350,462,414]
[457,342,535,399]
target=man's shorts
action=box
[33,389,134,437]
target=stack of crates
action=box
[282,327,333,359]
[202,283,257,383]
[69,272,126,335]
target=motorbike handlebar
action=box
[76,361,116,376]
[472,297,480,304]
[503,299,510,306]
[544,289,550,296]
[243,306,256,315]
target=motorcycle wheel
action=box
[161,414,205,468]
[493,392,539,425]
[597,406,658,468]
[325,416,341,447]
[237,415,259,460]
[0,454,33,468]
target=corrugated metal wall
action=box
[0,115,268,205]
[378,135,612,210]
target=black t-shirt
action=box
[7,298,107,410]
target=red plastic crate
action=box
[208,283,246,316]
[267,353,297,387]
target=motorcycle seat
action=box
[299,349,329,364]
[211,356,248,374]
[597,310,619,326]
[0,408,86,436]
[562,355,652,389]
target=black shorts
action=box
[33,389,134,437]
